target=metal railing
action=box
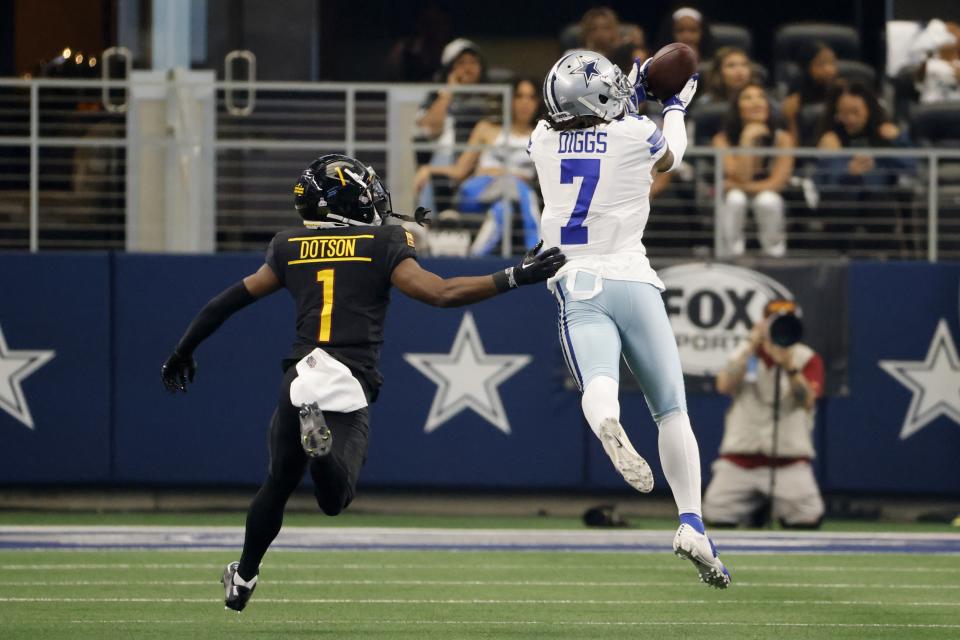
[0,76,957,261]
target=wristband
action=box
[786,368,800,376]
[492,268,514,293]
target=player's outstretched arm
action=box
[391,240,564,308]
[161,264,282,392]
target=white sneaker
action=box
[597,419,654,493]
[673,524,732,589]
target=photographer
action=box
[703,300,825,528]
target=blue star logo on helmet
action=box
[571,56,601,87]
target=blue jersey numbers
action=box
[559,158,600,245]
[557,130,607,154]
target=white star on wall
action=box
[879,319,960,440]
[0,324,55,430]
[404,312,531,434]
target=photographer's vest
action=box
[719,343,817,459]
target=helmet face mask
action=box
[543,50,633,123]
[294,154,392,227]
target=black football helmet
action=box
[294,154,392,226]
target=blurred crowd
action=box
[399,5,960,258]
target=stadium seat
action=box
[773,23,860,62]
[774,23,860,88]
[835,60,877,88]
[911,101,960,147]
[710,24,752,54]
[691,101,729,145]
[798,103,826,147]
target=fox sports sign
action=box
[659,263,795,377]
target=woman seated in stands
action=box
[815,82,913,186]
[701,46,756,106]
[814,82,916,253]
[712,82,795,257]
[414,77,542,255]
[656,6,715,62]
[782,42,839,145]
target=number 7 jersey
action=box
[264,224,417,400]
[528,115,668,290]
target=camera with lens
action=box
[765,300,803,348]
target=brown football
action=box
[646,42,698,98]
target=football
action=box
[645,42,698,99]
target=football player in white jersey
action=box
[528,51,731,588]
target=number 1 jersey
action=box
[264,224,417,400]
[529,115,668,290]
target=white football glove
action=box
[662,73,699,115]
[627,57,655,105]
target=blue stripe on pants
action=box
[555,284,584,390]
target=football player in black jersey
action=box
[160,154,564,612]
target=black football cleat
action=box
[299,402,333,458]
[221,561,257,612]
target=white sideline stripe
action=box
[3,596,958,607]
[3,578,960,590]
[8,562,960,573]
[61,619,960,630]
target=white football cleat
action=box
[597,418,654,493]
[673,524,732,589]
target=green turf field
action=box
[2,550,959,639]
[1,512,959,639]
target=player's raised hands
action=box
[510,239,566,287]
[662,73,699,115]
[161,350,197,393]
[628,57,656,104]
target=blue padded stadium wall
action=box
[0,253,957,494]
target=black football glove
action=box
[503,240,566,288]
[161,350,197,393]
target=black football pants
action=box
[237,365,369,580]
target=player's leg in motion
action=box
[223,367,307,611]
[555,272,653,493]
[615,280,731,588]
[307,407,369,516]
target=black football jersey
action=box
[265,224,417,400]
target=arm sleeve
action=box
[802,353,825,399]
[175,282,256,355]
[383,225,418,275]
[264,235,285,285]
[661,109,687,171]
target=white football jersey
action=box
[529,115,667,290]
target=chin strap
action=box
[388,207,432,227]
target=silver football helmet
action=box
[542,50,634,123]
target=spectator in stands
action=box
[655,6,715,62]
[416,38,487,141]
[579,6,622,59]
[415,38,496,215]
[701,46,756,106]
[919,21,960,103]
[704,299,825,529]
[814,82,914,250]
[781,42,839,145]
[413,78,543,256]
[712,82,795,257]
[815,82,913,189]
[574,7,646,74]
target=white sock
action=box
[657,410,702,516]
[581,376,620,437]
